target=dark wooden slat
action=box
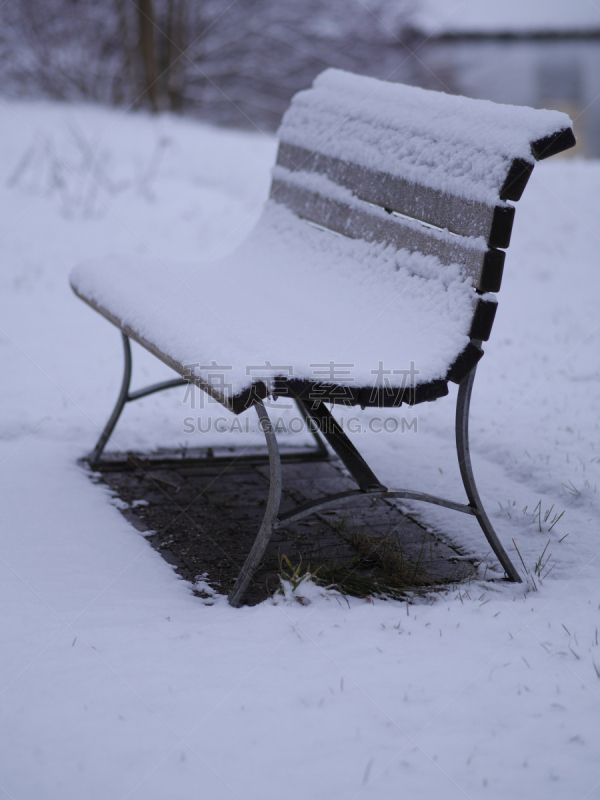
[271,178,499,291]
[276,141,515,248]
[532,128,576,160]
[468,298,498,342]
[446,342,484,384]
[279,377,450,409]
[280,344,484,403]
[490,205,515,249]
[500,158,534,202]
[481,250,505,293]
[358,379,449,407]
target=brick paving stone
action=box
[95,449,474,605]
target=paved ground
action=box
[93,446,474,605]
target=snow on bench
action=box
[71,68,575,605]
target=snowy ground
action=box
[1,99,599,799]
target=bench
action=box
[70,68,575,605]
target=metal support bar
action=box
[128,378,188,401]
[276,488,475,528]
[456,366,522,582]
[89,336,190,467]
[228,402,282,607]
[295,398,386,491]
[293,398,329,457]
[89,333,132,468]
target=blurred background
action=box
[1,0,599,155]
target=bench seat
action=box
[71,201,484,412]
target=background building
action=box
[412,0,600,156]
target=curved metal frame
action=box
[455,365,521,582]
[89,334,329,468]
[91,334,521,605]
[284,366,519,583]
[227,364,521,603]
[89,334,188,468]
[228,401,282,607]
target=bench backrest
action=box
[270,69,575,298]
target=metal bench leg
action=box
[89,333,189,468]
[228,401,283,606]
[89,333,132,468]
[456,366,521,582]
[294,398,386,491]
[294,398,329,458]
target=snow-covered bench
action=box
[71,69,575,605]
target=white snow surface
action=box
[278,69,573,206]
[1,99,600,800]
[71,198,477,397]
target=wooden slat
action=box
[532,128,576,160]
[499,126,575,201]
[468,297,498,342]
[270,178,505,292]
[500,158,534,201]
[446,342,484,384]
[280,376,451,408]
[276,141,516,249]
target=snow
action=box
[70,197,478,398]
[70,68,574,401]
[278,69,572,206]
[1,98,600,799]
[415,0,600,36]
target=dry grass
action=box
[279,528,468,601]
